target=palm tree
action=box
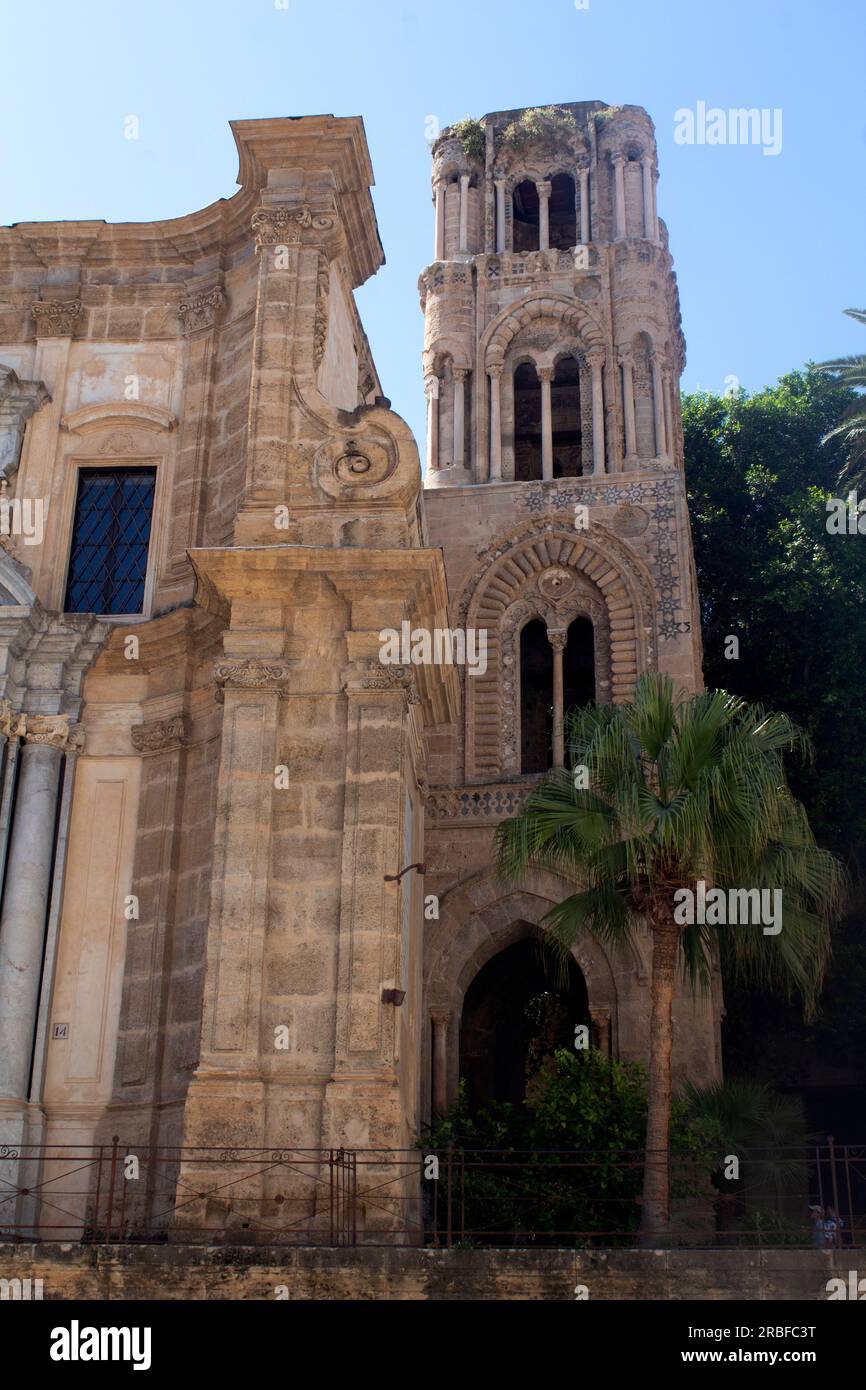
[495,674,846,1244]
[819,307,866,489]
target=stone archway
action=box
[424,869,647,1120]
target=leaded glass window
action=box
[64,467,156,615]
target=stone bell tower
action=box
[419,104,720,1114]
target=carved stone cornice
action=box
[131,712,191,754]
[178,287,226,336]
[213,657,292,702]
[31,300,82,338]
[252,204,336,251]
[20,714,84,752]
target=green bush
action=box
[420,1050,715,1245]
[445,117,485,163]
[500,106,577,154]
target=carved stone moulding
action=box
[213,657,292,703]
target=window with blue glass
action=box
[64,468,156,614]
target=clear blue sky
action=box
[3,0,863,451]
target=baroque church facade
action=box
[0,101,721,1237]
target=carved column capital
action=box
[178,287,226,335]
[131,712,191,753]
[252,203,336,251]
[585,350,606,372]
[547,628,568,653]
[342,659,419,704]
[430,1009,453,1027]
[537,364,555,383]
[31,299,82,338]
[535,179,552,199]
[452,365,470,383]
[424,374,440,400]
[20,714,84,752]
[214,657,292,703]
[487,361,504,381]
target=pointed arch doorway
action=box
[459,933,590,1114]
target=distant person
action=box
[809,1205,824,1248]
[822,1207,840,1249]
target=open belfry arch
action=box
[0,101,720,1245]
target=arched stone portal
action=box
[424,870,640,1121]
[459,933,590,1113]
[422,867,724,1123]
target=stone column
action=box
[536,180,551,251]
[495,179,507,253]
[548,630,567,769]
[578,166,591,244]
[539,365,555,482]
[662,371,674,463]
[612,154,627,241]
[591,1007,612,1057]
[0,701,22,894]
[641,155,658,242]
[619,353,637,464]
[488,364,503,481]
[458,173,470,252]
[431,1010,451,1118]
[587,351,607,476]
[651,354,667,459]
[452,367,468,471]
[0,717,73,1104]
[434,179,446,261]
[425,375,440,472]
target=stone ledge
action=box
[0,1243,852,1301]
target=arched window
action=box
[520,618,552,773]
[563,616,596,713]
[551,355,582,478]
[514,361,542,481]
[548,172,577,249]
[512,179,540,252]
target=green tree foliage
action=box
[422,1051,714,1245]
[683,368,866,1088]
[494,674,844,1239]
[819,308,866,490]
